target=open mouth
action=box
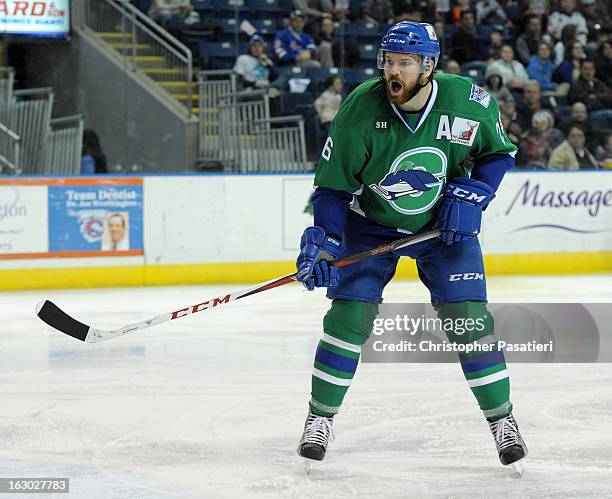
[390,80,403,95]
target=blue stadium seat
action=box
[346,21,381,41]
[306,67,342,93]
[200,41,240,69]
[460,61,487,85]
[192,0,213,12]
[587,110,612,131]
[247,0,283,16]
[359,42,378,62]
[212,0,248,15]
[215,17,241,34]
[344,67,377,90]
[249,18,280,35]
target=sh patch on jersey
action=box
[468,84,491,108]
[369,147,447,215]
[450,118,480,146]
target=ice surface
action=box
[1,275,612,498]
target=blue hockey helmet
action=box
[378,22,440,73]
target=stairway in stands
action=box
[97,31,199,115]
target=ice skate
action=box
[297,411,334,468]
[488,413,528,477]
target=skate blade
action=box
[510,459,526,478]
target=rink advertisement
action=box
[0,177,143,260]
[0,0,70,37]
[0,184,47,255]
[481,171,612,254]
[48,178,143,256]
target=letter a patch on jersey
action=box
[450,118,480,146]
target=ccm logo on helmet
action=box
[449,273,484,281]
[387,38,406,43]
[451,187,487,203]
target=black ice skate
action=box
[488,413,528,476]
[297,412,334,464]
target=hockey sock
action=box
[309,299,378,417]
[437,301,512,422]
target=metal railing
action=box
[74,0,193,115]
[6,88,54,175]
[0,122,20,174]
[44,115,84,175]
[218,91,307,172]
[0,67,15,124]
[198,70,237,164]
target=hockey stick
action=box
[36,229,441,343]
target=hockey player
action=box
[295,21,528,472]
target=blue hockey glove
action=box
[296,226,344,291]
[437,177,494,245]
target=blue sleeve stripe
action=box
[315,345,359,373]
[460,350,505,373]
[312,186,352,239]
[471,153,514,194]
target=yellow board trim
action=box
[1,252,611,291]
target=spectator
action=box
[516,80,543,130]
[568,59,612,111]
[534,108,565,149]
[434,20,448,62]
[362,0,395,23]
[501,109,522,146]
[484,72,515,112]
[548,124,598,169]
[486,25,505,61]
[516,14,543,66]
[474,0,506,25]
[293,0,333,25]
[518,125,553,169]
[547,0,588,45]
[444,59,461,74]
[554,40,585,85]
[485,45,530,90]
[561,101,589,131]
[594,40,612,87]
[553,24,577,65]
[148,0,194,27]
[274,10,321,68]
[528,41,570,95]
[314,17,361,68]
[595,131,612,168]
[581,0,610,42]
[451,0,472,25]
[81,129,107,174]
[560,101,600,149]
[314,76,343,135]
[450,9,486,64]
[233,35,278,90]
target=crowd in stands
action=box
[131,0,612,168]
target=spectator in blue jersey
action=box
[81,129,107,175]
[527,41,570,95]
[274,10,321,68]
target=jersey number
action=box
[321,136,334,161]
[495,111,506,145]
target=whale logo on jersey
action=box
[369,147,448,215]
[370,170,443,200]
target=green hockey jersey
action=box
[314,73,517,233]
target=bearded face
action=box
[383,52,429,106]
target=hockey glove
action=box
[296,226,344,291]
[437,177,494,245]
